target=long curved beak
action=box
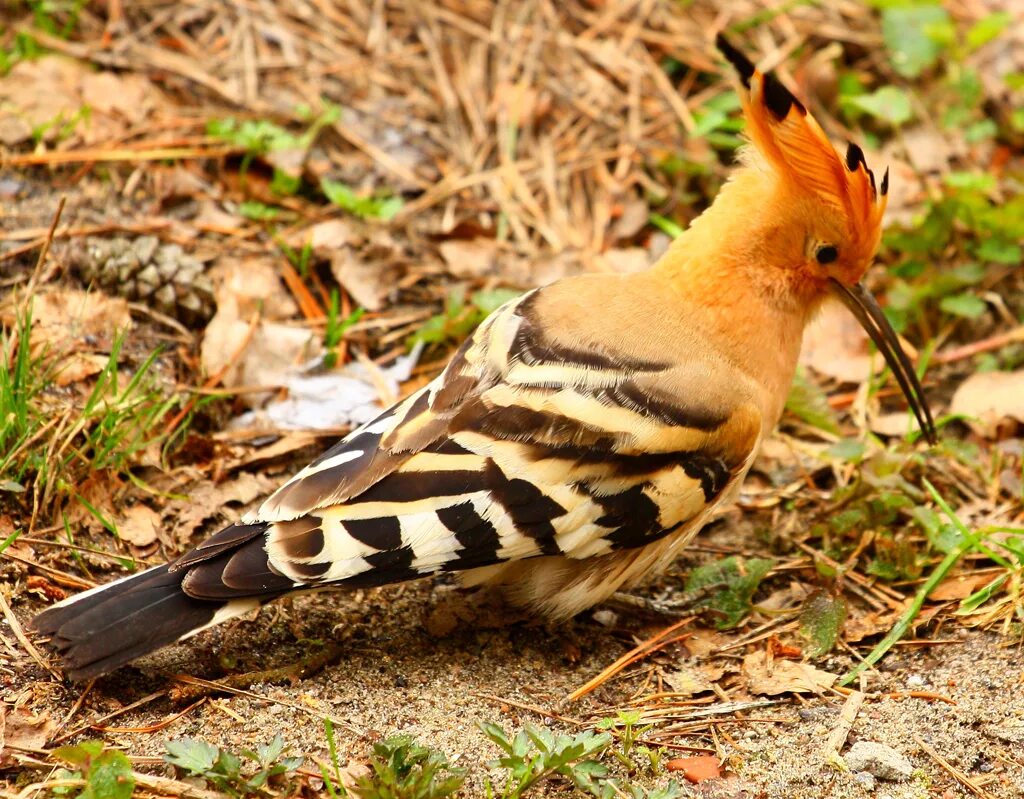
[828,279,937,445]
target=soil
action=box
[6,517,1024,798]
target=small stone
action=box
[906,674,927,689]
[854,771,876,791]
[845,741,913,781]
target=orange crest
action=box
[716,35,887,261]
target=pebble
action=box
[845,741,913,781]
[853,771,876,791]
[906,673,927,688]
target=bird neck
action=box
[651,171,819,425]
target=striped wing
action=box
[171,288,761,601]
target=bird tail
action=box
[32,565,259,681]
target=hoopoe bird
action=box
[34,36,935,680]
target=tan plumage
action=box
[34,36,935,681]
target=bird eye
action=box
[815,245,838,265]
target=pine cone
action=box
[75,236,215,328]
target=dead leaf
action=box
[610,198,651,240]
[53,352,110,387]
[438,238,499,279]
[663,663,725,696]
[79,71,155,122]
[1,708,55,760]
[681,628,729,659]
[870,411,925,438]
[950,370,1024,437]
[166,472,276,547]
[231,348,420,431]
[800,299,875,383]
[843,608,903,643]
[200,295,320,403]
[309,219,358,252]
[0,55,162,145]
[743,651,837,695]
[21,288,132,356]
[930,573,996,602]
[329,248,395,311]
[209,257,296,320]
[666,755,722,784]
[118,505,160,547]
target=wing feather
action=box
[173,281,762,606]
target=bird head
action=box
[715,34,936,444]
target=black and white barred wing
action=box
[171,288,761,601]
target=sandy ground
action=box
[7,518,1024,798]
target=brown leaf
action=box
[309,219,359,252]
[930,573,995,602]
[1,708,55,760]
[743,651,837,695]
[950,369,1024,437]
[210,257,296,320]
[118,505,160,547]
[200,296,320,401]
[663,663,725,696]
[22,288,131,356]
[799,299,875,383]
[438,238,499,279]
[843,608,902,643]
[166,472,276,547]
[330,248,396,311]
[666,755,722,783]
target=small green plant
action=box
[31,104,92,146]
[799,590,848,658]
[408,286,522,349]
[684,555,774,629]
[164,734,304,798]
[480,722,612,798]
[207,102,340,189]
[354,735,465,799]
[2,308,185,521]
[479,722,682,799]
[52,740,135,799]
[319,718,347,798]
[596,711,657,773]
[321,178,404,221]
[323,291,365,369]
[785,366,840,435]
[274,234,315,276]
[882,175,1023,334]
[1,0,87,74]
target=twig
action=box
[914,735,995,799]
[1,145,238,167]
[566,617,694,702]
[168,642,346,703]
[931,325,1024,365]
[51,690,168,744]
[53,678,96,736]
[473,693,583,726]
[27,196,66,293]
[168,674,361,734]
[98,697,207,733]
[0,592,61,680]
[824,690,863,759]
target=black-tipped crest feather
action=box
[715,33,754,87]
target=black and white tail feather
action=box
[36,278,761,681]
